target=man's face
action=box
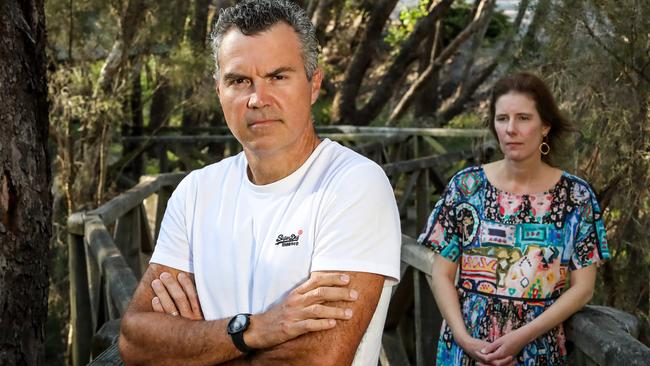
[216,23,322,157]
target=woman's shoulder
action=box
[447,165,487,196]
[559,171,601,207]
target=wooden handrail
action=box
[70,133,648,366]
[89,173,185,226]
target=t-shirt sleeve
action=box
[417,177,461,262]
[311,163,401,284]
[570,183,610,270]
[149,173,195,273]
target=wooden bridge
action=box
[67,127,650,365]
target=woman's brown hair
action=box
[487,72,574,163]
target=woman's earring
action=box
[539,135,550,155]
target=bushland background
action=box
[1,0,647,364]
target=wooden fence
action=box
[68,130,649,365]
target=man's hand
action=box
[245,272,358,349]
[151,271,203,320]
[150,271,358,349]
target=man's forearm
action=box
[120,312,244,365]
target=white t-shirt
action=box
[151,138,401,364]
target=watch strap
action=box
[231,327,254,354]
[229,313,254,353]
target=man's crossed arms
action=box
[119,263,384,365]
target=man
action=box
[119,1,401,365]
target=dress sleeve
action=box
[417,177,461,262]
[570,184,610,270]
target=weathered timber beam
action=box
[566,305,650,365]
[89,173,185,225]
[323,126,488,137]
[383,150,471,176]
[84,215,139,316]
[401,235,434,276]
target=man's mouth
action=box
[248,119,281,128]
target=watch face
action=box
[229,314,248,333]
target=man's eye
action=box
[496,116,507,122]
[273,75,286,81]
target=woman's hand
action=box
[456,333,495,365]
[476,329,529,366]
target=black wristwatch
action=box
[227,313,254,353]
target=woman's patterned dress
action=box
[418,166,610,366]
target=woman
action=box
[418,72,609,366]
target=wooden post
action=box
[413,270,436,366]
[155,185,173,243]
[68,217,92,366]
[139,203,155,268]
[414,136,430,236]
[159,144,169,173]
[114,206,143,277]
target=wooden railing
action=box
[119,126,491,174]
[68,130,649,365]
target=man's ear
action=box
[215,76,221,97]
[310,68,323,105]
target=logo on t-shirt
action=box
[275,229,303,247]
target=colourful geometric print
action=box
[418,166,610,366]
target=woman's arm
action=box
[431,254,495,364]
[479,264,597,365]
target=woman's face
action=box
[493,92,550,162]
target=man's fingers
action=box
[177,272,203,318]
[151,279,179,315]
[294,318,337,334]
[303,286,358,304]
[151,297,164,313]
[159,272,193,317]
[295,273,350,294]
[303,303,353,320]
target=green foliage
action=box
[385,1,512,51]
[385,0,430,48]
[520,0,650,326]
[447,112,485,129]
[442,2,511,45]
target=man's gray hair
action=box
[210,0,320,80]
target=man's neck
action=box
[245,131,321,185]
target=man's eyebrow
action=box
[222,72,247,81]
[265,67,296,77]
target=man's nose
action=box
[247,84,271,109]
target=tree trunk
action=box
[437,0,530,123]
[387,0,495,124]
[337,0,453,125]
[97,0,150,94]
[330,0,400,124]
[311,0,342,45]
[413,21,442,118]
[0,1,52,365]
[149,0,189,130]
[122,60,144,185]
[182,0,211,131]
